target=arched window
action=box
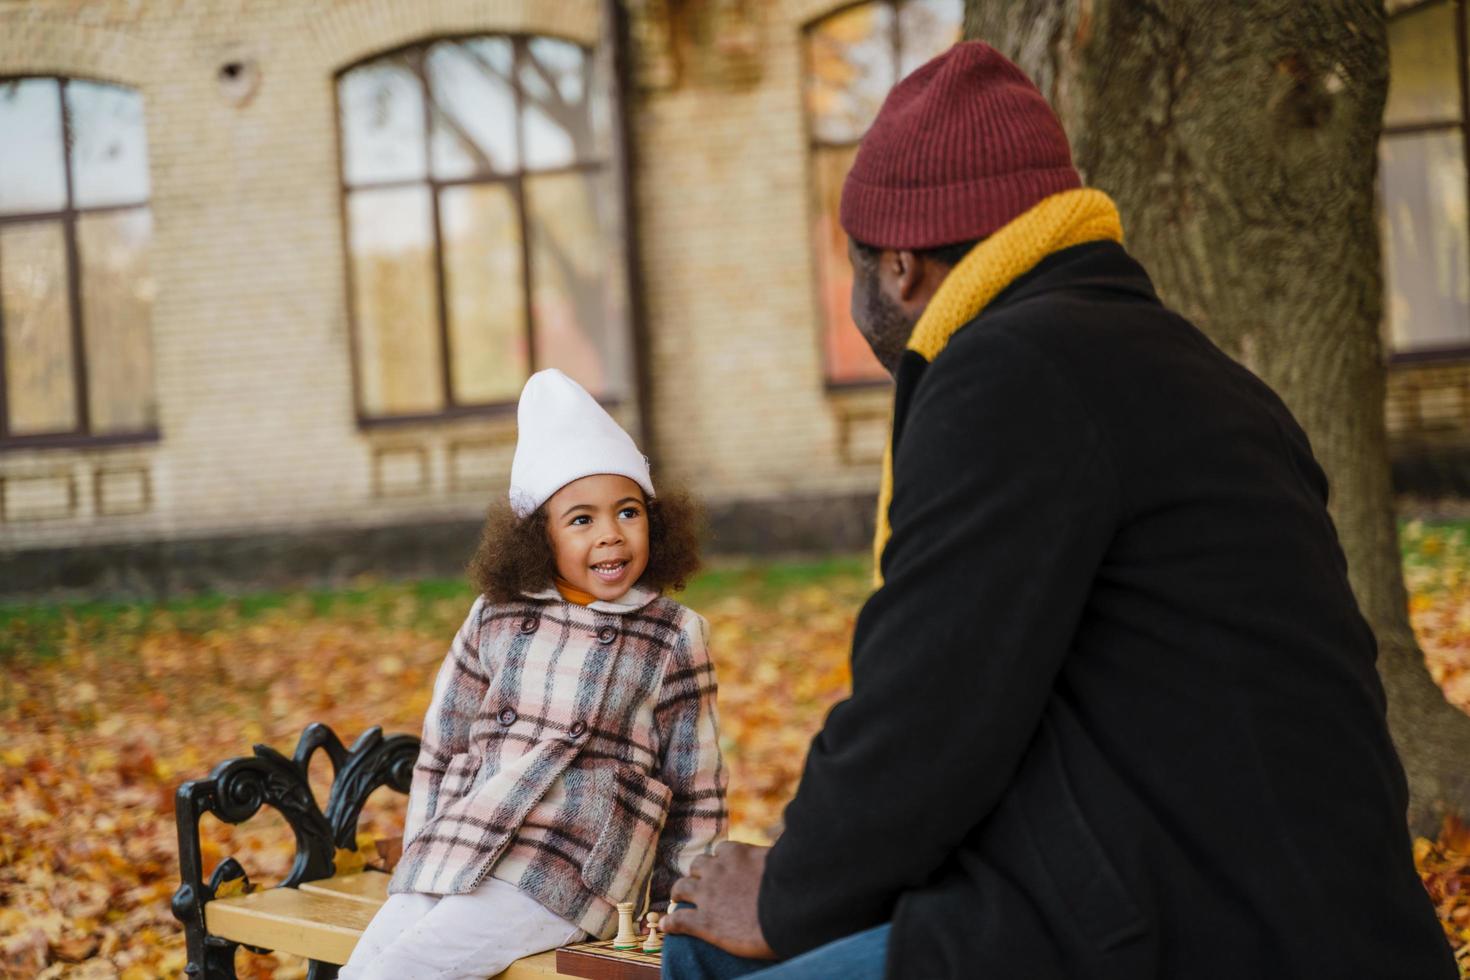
[337,35,631,422]
[0,77,157,446]
[803,1,962,384]
[1380,0,1470,357]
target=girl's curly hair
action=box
[468,487,703,604]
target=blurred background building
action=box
[1381,0,1470,492]
[0,0,1464,594]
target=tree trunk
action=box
[964,0,1470,836]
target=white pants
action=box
[339,877,586,980]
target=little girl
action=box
[341,369,727,980]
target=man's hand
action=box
[662,842,778,960]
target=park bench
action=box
[172,722,660,979]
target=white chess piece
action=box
[642,911,663,953]
[613,901,639,949]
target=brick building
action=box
[1380,0,1470,492]
[0,0,1465,595]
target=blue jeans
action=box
[660,922,891,980]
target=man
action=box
[658,41,1455,980]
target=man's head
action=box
[839,41,1080,373]
[847,238,979,375]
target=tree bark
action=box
[964,0,1470,836]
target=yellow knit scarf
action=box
[871,188,1124,587]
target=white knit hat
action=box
[508,369,654,518]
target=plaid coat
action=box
[389,585,727,939]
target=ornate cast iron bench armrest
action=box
[171,722,418,980]
[171,722,649,980]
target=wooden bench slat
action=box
[205,882,578,978]
[206,888,374,965]
[497,952,580,978]
[299,870,391,905]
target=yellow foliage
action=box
[3,539,1469,977]
[213,876,248,900]
[333,847,366,877]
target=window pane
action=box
[347,187,444,415]
[1385,1,1460,128]
[1380,132,1470,352]
[440,184,527,404]
[428,38,518,179]
[806,3,897,145]
[0,79,68,215]
[811,145,887,383]
[588,38,617,163]
[1,221,76,433]
[67,80,151,208]
[77,207,156,433]
[339,55,428,186]
[898,0,963,76]
[521,37,595,169]
[525,171,628,398]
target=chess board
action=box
[555,938,662,979]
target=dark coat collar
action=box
[891,240,1160,437]
[987,239,1160,315]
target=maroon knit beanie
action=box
[839,41,1081,251]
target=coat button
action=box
[569,721,587,738]
[597,626,617,644]
[519,616,537,634]
[498,707,517,726]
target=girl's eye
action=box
[619,507,642,519]
[570,515,591,526]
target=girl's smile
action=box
[591,558,631,584]
[546,474,651,601]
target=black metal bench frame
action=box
[171,723,419,979]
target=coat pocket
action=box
[1017,721,1148,954]
[580,765,673,905]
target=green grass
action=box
[0,556,873,663]
[5,516,1464,665]
[0,578,478,662]
[1399,518,1470,561]
[677,554,869,609]
[1398,517,1470,594]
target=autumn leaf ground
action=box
[3,524,1469,978]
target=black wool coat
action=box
[757,242,1455,979]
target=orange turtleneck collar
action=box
[554,576,598,606]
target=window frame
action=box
[0,74,159,452]
[1381,0,1470,363]
[333,32,632,428]
[800,0,958,390]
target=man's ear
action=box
[894,250,925,302]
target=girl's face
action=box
[545,473,651,601]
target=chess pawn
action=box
[613,901,639,950]
[642,911,663,953]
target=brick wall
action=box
[1386,360,1470,497]
[0,0,892,564]
[633,0,892,507]
[2,0,1461,569]
[1386,361,1470,449]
